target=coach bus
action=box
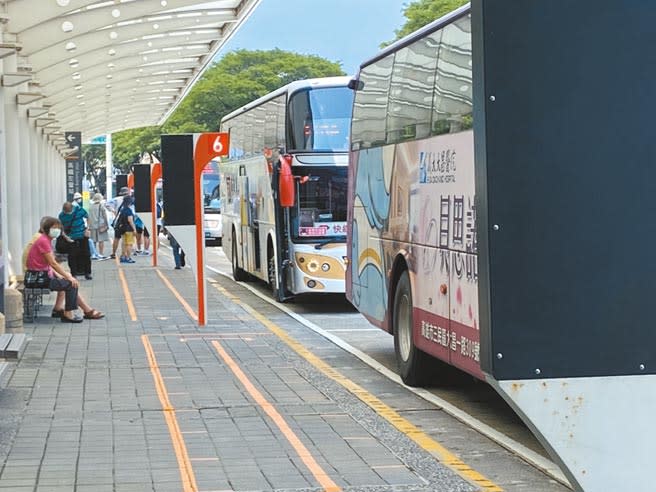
[346,5,475,385]
[220,77,353,301]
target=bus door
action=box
[238,171,251,270]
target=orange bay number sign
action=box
[194,132,230,167]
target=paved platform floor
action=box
[0,254,566,492]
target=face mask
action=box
[49,228,61,239]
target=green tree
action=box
[82,144,106,194]
[385,0,467,45]
[112,49,344,168]
[112,126,163,171]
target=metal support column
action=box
[106,133,112,200]
[0,60,8,296]
[3,53,22,280]
[19,108,33,243]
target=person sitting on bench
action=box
[25,216,104,323]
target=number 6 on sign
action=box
[213,136,223,153]
[195,132,230,165]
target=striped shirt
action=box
[59,205,88,239]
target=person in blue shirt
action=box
[58,200,92,280]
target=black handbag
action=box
[56,208,77,254]
[55,235,74,254]
[24,270,50,288]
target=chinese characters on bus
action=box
[421,320,480,362]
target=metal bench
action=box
[0,333,26,359]
[22,287,51,323]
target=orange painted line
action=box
[142,335,198,492]
[118,268,138,321]
[156,269,198,321]
[211,340,341,492]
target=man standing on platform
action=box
[59,200,92,280]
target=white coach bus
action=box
[220,77,354,301]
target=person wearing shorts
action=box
[135,215,151,255]
[116,196,137,264]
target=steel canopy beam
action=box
[2,0,261,143]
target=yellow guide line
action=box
[211,282,502,492]
[118,268,138,321]
[156,269,198,321]
[211,340,341,492]
[142,335,198,492]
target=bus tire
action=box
[393,270,428,387]
[231,231,247,282]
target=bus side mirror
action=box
[347,78,363,91]
[279,154,295,208]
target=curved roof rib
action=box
[4,0,261,145]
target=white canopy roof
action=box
[3,0,260,143]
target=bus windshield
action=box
[288,87,353,152]
[203,172,220,209]
[291,166,348,241]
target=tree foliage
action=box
[112,126,162,171]
[111,49,344,170]
[82,144,106,195]
[384,0,468,45]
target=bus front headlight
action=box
[307,259,319,273]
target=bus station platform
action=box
[0,254,568,492]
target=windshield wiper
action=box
[314,238,345,250]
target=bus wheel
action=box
[393,270,428,387]
[231,232,247,282]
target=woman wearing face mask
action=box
[25,216,104,323]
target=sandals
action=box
[83,309,105,320]
[54,309,104,321]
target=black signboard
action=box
[160,135,195,226]
[473,0,656,380]
[65,131,82,201]
[115,174,128,194]
[133,164,151,213]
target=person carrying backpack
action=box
[114,196,137,264]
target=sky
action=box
[214,0,408,76]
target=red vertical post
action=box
[193,133,230,326]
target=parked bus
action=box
[220,77,353,301]
[202,161,222,245]
[346,6,474,385]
